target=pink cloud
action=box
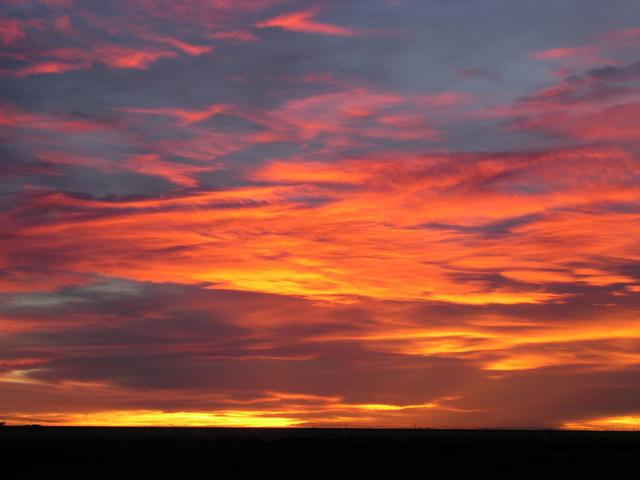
[89,44,177,69]
[601,27,640,48]
[52,15,75,35]
[531,26,640,70]
[0,103,114,133]
[119,103,228,125]
[125,154,213,187]
[209,30,258,43]
[530,46,617,66]
[515,102,640,141]
[138,33,213,56]
[0,18,26,46]
[255,9,357,36]
[2,44,178,77]
[3,61,88,77]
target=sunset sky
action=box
[2,0,640,429]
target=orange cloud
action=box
[563,415,640,430]
[3,146,638,306]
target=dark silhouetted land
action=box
[2,426,639,479]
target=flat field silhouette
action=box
[2,427,639,479]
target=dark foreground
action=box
[2,427,639,479]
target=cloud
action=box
[530,46,617,67]
[255,9,357,37]
[0,17,26,46]
[530,26,640,70]
[2,280,640,427]
[209,30,257,43]
[136,33,213,56]
[2,143,638,307]
[1,44,178,77]
[1,2,640,428]
[124,153,214,187]
[482,56,640,142]
[119,103,228,125]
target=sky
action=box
[1,0,640,429]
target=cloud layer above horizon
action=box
[2,0,640,429]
